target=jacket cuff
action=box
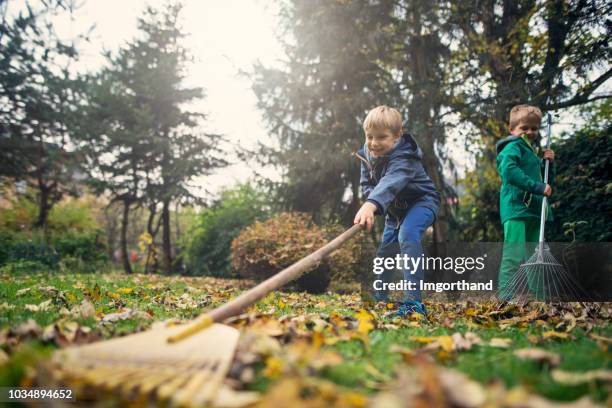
[366,199,383,215]
[533,182,546,195]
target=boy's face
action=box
[510,117,541,141]
[365,128,401,157]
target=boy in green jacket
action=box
[496,105,555,300]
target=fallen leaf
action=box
[437,336,454,352]
[25,299,52,312]
[16,288,31,296]
[211,384,260,408]
[504,387,602,408]
[451,332,482,351]
[101,308,137,322]
[14,319,42,339]
[513,348,560,366]
[489,337,512,348]
[542,331,570,340]
[438,368,486,408]
[262,356,283,379]
[0,349,8,365]
[355,310,374,335]
[551,369,612,385]
[588,333,612,344]
[116,287,134,295]
[76,299,96,319]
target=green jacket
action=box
[496,135,555,224]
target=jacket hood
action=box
[496,135,522,155]
[360,133,423,161]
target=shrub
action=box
[185,184,270,277]
[548,126,611,242]
[322,223,374,289]
[0,195,108,270]
[231,212,364,293]
[0,259,49,274]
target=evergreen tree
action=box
[82,2,226,273]
[0,0,86,231]
[251,0,454,240]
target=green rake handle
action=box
[168,224,364,343]
[538,112,552,248]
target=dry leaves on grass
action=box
[371,362,607,408]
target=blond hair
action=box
[509,104,542,129]
[363,105,403,134]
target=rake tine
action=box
[119,360,191,395]
[170,363,218,407]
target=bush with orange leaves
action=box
[231,212,368,293]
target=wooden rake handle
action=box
[168,224,364,343]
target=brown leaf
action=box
[16,288,31,296]
[211,384,260,408]
[588,333,612,344]
[542,331,571,340]
[101,308,135,322]
[551,369,612,385]
[513,348,561,366]
[0,348,9,365]
[14,319,42,338]
[76,299,96,319]
[451,332,482,351]
[488,337,512,348]
[24,299,52,312]
[438,368,486,408]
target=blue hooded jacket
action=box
[356,133,441,229]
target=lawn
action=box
[0,268,610,407]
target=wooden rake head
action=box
[51,321,239,407]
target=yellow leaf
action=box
[277,299,286,308]
[262,356,283,379]
[355,310,374,335]
[543,331,570,340]
[412,336,437,344]
[341,392,368,407]
[117,288,133,295]
[437,336,454,352]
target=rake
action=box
[502,113,585,304]
[50,224,363,407]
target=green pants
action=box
[498,218,545,300]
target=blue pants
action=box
[374,206,435,302]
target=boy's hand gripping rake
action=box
[504,114,582,303]
[51,225,363,406]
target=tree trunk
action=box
[143,203,157,274]
[161,199,172,274]
[120,200,133,274]
[35,183,51,230]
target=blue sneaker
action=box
[386,301,427,318]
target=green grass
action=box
[320,325,610,401]
[0,269,610,403]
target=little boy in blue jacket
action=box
[354,105,440,317]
